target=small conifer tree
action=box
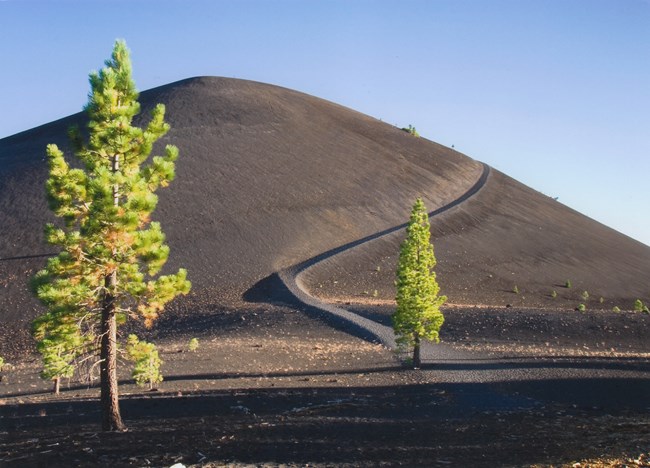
[126,334,163,390]
[402,124,420,137]
[393,198,446,368]
[31,40,190,431]
[32,313,93,394]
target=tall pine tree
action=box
[392,198,446,368]
[32,40,190,431]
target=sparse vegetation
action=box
[512,285,519,294]
[188,338,199,352]
[612,306,621,313]
[550,290,558,299]
[393,198,446,369]
[126,334,163,390]
[581,290,590,301]
[565,279,572,289]
[634,299,645,312]
[577,303,586,312]
[0,356,4,371]
[401,124,420,137]
[599,296,604,304]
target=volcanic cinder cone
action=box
[2,77,649,358]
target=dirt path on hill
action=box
[273,163,491,349]
[267,159,650,424]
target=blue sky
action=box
[1,0,649,246]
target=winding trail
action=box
[273,164,650,414]
[277,163,491,357]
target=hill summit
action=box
[1,77,649,356]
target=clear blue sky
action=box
[1,0,649,246]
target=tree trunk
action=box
[53,376,60,395]
[99,152,125,431]
[413,334,421,369]
[100,271,125,431]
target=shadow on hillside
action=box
[244,273,385,345]
[3,378,650,431]
[342,308,392,326]
[4,377,648,468]
[3,357,648,400]
[149,306,256,339]
[243,273,291,304]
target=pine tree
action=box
[32,40,190,431]
[32,310,94,394]
[126,334,163,390]
[392,198,446,368]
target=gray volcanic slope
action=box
[2,77,649,356]
[304,168,650,310]
[0,77,482,354]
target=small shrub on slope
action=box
[126,334,163,390]
[188,338,199,352]
[401,124,420,137]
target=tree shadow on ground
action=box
[4,355,649,400]
[3,379,650,468]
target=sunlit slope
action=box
[303,167,650,309]
[0,77,482,354]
